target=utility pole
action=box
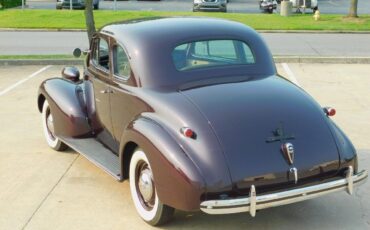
[22,0,25,10]
[114,0,117,11]
[70,0,72,10]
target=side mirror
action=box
[73,47,90,58]
[62,66,80,82]
[73,48,82,58]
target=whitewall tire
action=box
[129,149,174,226]
[41,100,67,151]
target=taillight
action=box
[324,107,336,117]
[180,127,196,139]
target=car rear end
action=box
[179,75,368,216]
[259,0,278,13]
[193,0,227,12]
[185,81,368,215]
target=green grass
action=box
[0,54,78,59]
[0,9,369,31]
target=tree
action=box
[348,0,358,17]
[84,0,96,42]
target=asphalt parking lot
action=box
[0,63,369,230]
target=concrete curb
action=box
[257,30,370,34]
[0,59,83,66]
[0,28,87,32]
[273,56,370,64]
[1,57,370,66]
[1,28,370,34]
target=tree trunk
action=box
[348,0,358,17]
[84,0,96,42]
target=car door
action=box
[88,35,117,151]
[109,41,140,144]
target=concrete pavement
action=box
[0,64,369,230]
[1,31,370,57]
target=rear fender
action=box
[119,117,206,211]
[38,78,91,138]
[327,119,358,173]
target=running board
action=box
[60,137,121,181]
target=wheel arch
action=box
[121,141,138,180]
[119,117,206,211]
[37,93,46,113]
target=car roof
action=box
[102,17,256,45]
[99,17,276,88]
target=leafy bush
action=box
[0,0,25,9]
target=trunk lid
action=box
[181,76,340,191]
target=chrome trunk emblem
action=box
[281,142,294,165]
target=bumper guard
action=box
[200,167,368,216]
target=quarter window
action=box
[113,45,131,79]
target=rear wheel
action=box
[129,149,174,226]
[41,101,68,151]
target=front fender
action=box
[38,78,91,138]
[119,117,206,211]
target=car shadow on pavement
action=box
[62,148,79,155]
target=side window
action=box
[92,39,99,64]
[92,38,110,71]
[242,43,255,63]
[113,45,131,79]
[172,44,189,70]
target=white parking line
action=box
[0,65,52,97]
[281,63,301,87]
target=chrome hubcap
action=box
[138,169,154,202]
[46,112,55,138]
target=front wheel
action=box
[129,149,174,226]
[41,100,68,151]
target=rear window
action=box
[172,40,255,71]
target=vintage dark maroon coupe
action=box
[37,17,367,225]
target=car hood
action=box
[180,76,340,191]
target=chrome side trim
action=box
[200,168,368,216]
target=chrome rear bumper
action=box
[200,167,368,216]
